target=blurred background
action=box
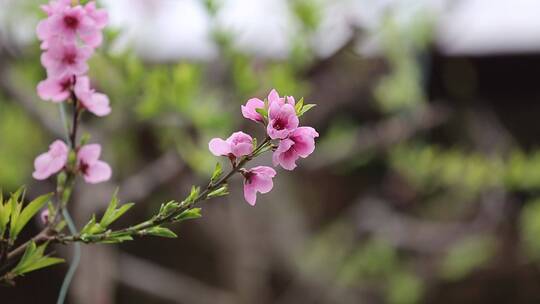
[2,0,540,303]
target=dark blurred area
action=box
[2,0,540,303]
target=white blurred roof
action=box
[3,0,540,59]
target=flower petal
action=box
[84,160,112,184]
[208,138,231,156]
[78,144,101,164]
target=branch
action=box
[58,138,271,244]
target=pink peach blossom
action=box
[77,144,112,184]
[273,127,319,170]
[243,166,276,206]
[41,41,92,78]
[37,75,73,102]
[266,99,299,139]
[241,98,265,122]
[209,131,253,158]
[74,76,111,116]
[32,140,69,180]
[37,5,101,49]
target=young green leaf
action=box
[8,187,25,241]
[100,191,135,228]
[80,215,105,235]
[210,162,223,184]
[295,97,304,114]
[145,226,178,238]
[160,200,180,215]
[12,242,63,275]
[298,104,316,117]
[100,191,120,227]
[0,195,12,237]
[207,184,229,198]
[174,208,202,222]
[12,193,52,239]
[185,186,200,204]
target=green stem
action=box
[56,209,80,304]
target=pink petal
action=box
[32,140,68,180]
[85,93,111,116]
[208,138,231,156]
[33,153,56,180]
[227,131,253,157]
[286,96,295,105]
[84,160,112,184]
[268,89,281,105]
[74,75,91,96]
[251,166,277,178]
[78,144,101,164]
[241,98,265,122]
[81,31,103,48]
[252,174,274,193]
[231,143,252,157]
[277,149,298,171]
[243,182,257,206]
[291,127,318,157]
[37,77,69,102]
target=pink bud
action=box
[209,131,254,158]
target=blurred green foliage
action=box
[439,236,496,281]
[374,12,434,113]
[390,144,540,197]
[520,198,540,260]
[0,101,45,189]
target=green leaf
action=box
[174,208,202,222]
[159,200,180,215]
[12,242,63,275]
[99,189,134,229]
[80,215,105,235]
[185,186,200,204]
[298,104,316,117]
[145,226,178,238]
[255,108,268,119]
[8,187,25,240]
[252,137,258,151]
[295,97,304,114]
[207,184,229,198]
[210,162,223,184]
[12,193,52,239]
[19,257,64,274]
[100,191,135,228]
[0,193,11,237]
[100,190,119,227]
[13,241,37,274]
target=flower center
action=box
[63,15,79,29]
[243,171,255,184]
[62,51,77,65]
[60,78,72,91]
[79,161,89,175]
[273,119,285,130]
